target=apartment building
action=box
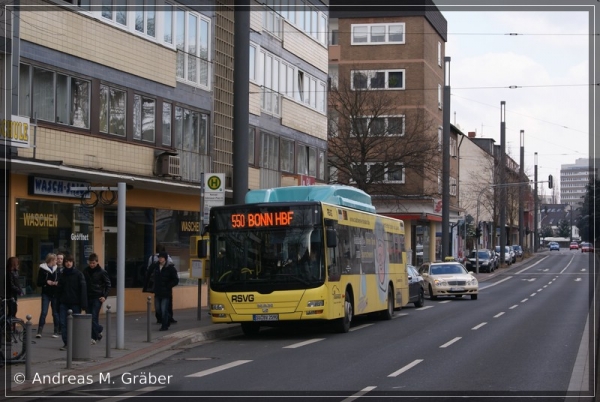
[2,1,330,312]
[328,2,456,264]
[248,1,329,189]
[560,158,598,207]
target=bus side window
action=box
[328,247,340,282]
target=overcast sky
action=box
[441,7,591,199]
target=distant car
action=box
[407,265,425,308]
[512,245,523,259]
[569,242,579,250]
[465,249,496,273]
[581,242,594,253]
[549,242,560,251]
[418,262,478,300]
[494,245,515,265]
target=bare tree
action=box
[327,73,442,199]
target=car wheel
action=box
[429,284,437,300]
[414,289,424,308]
[471,294,478,300]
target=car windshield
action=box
[469,251,489,259]
[430,264,467,275]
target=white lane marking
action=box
[567,313,590,392]
[543,285,548,288]
[516,256,548,274]
[186,360,252,377]
[509,305,519,309]
[559,255,575,274]
[392,313,408,319]
[350,323,374,331]
[575,278,582,282]
[472,322,487,330]
[439,300,452,304]
[388,359,424,377]
[538,288,543,292]
[581,269,586,272]
[543,268,549,272]
[493,312,505,318]
[283,338,325,349]
[341,386,378,402]
[530,293,537,297]
[417,306,434,310]
[521,298,529,303]
[439,337,462,348]
[479,276,513,290]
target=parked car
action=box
[494,245,515,265]
[418,261,478,300]
[580,242,594,253]
[407,265,425,308]
[549,242,560,251]
[511,245,523,259]
[569,241,579,250]
[465,249,496,273]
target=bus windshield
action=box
[209,204,325,292]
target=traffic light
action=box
[475,227,482,238]
[548,175,553,189]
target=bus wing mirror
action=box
[197,239,208,258]
[326,228,337,248]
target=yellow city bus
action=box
[204,185,408,335]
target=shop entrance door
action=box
[104,226,118,296]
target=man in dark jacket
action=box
[56,254,87,350]
[83,253,111,344]
[145,252,179,331]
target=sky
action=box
[440,6,592,199]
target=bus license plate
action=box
[450,287,464,292]
[253,314,279,322]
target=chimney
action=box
[468,131,476,138]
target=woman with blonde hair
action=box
[36,253,60,338]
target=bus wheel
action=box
[381,288,394,320]
[241,322,260,336]
[335,291,353,333]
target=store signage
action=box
[181,221,200,232]
[71,233,90,241]
[22,213,59,227]
[29,176,90,198]
[0,115,31,148]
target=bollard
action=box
[147,296,152,342]
[25,315,32,380]
[105,305,111,358]
[66,309,73,369]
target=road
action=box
[21,250,597,401]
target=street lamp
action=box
[567,204,573,242]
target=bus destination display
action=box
[231,211,294,228]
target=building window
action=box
[176,8,210,88]
[297,145,316,177]
[351,23,405,45]
[386,163,405,183]
[248,127,255,165]
[99,85,126,137]
[162,102,172,146]
[173,106,207,153]
[438,170,442,194]
[64,0,91,10]
[438,41,442,67]
[438,84,442,109]
[450,177,457,196]
[438,126,442,151]
[351,162,404,183]
[351,70,405,90]
[133,95,155,143]
[450,137,457,157]
[318,150,325,180]
[273,0,328,47]
[263,6,282,38]
[260,131,279,171]
[280,138,294,173]
[101,0,127,25]
[352,116,405,136]
[249,45,256,82]
[163,4,173,43]
[20,64,90,129]
[134,0,156,37]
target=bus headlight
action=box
[211,304,225,311]
[307,300,324,307]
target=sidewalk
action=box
[4,306,243,395]
[4,253,544,396]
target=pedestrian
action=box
[36,253,60,338]
[56,251,65,274]
[5,257,23,320]
[146,244,177,324]
[56,254,87,350]
[144,252,178,331]
[82,253,111,345]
